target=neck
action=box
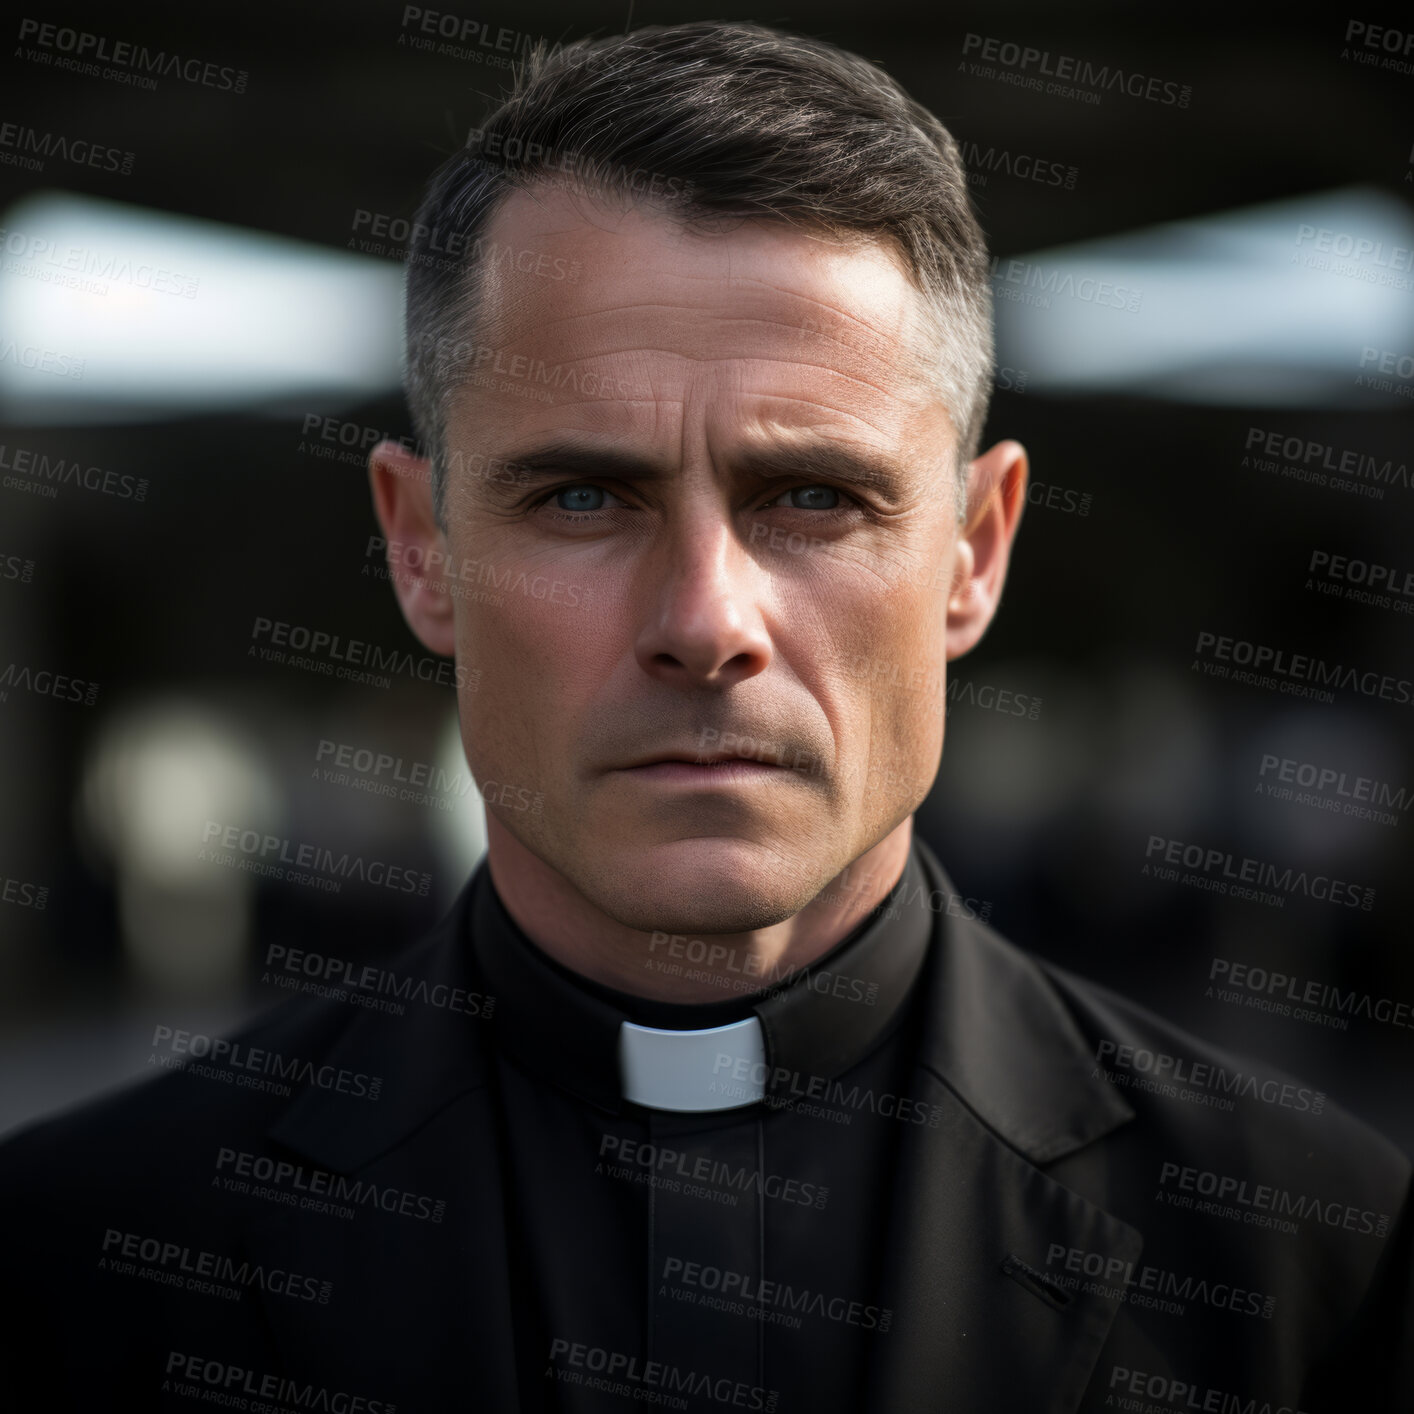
[483,817,915,1004]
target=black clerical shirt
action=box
[471,845,938,1414]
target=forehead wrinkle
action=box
[487,279,920,345]
[453,312,919,396]
[524,337,914,398]
[455,359,917,435]
[480,292,938,407]
[744,391,943,446]
[613,309,923,377]
[467,322,929,407]
[720,272,927,344]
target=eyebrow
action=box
[496,438,911,499]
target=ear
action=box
[946,439,1028,661]
[367,440,457,657]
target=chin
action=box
[589,834,827,935]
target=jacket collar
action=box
[264,879,494,1174]
[906,835,1134,1164]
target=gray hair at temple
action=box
[403,21,995,530]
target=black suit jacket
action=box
[2,850,1410,1412]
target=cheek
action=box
[850,583,949,792]
[826,566,950,693]
[452,596,607,774]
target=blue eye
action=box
[782,485,840,510]
[554,485,606,511]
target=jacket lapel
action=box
[237,875,523,1411]
[867,845,1142,1411]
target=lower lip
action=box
[620,760,788,785]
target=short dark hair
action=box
[404,20,994,526]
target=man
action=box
[1,21,1409,1414]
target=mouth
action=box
[617,750,790,785]
[632,750,778,767]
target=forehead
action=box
[449,183,951,453]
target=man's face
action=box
[378,184,1021,933]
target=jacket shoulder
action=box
[1038,957,1410,1218]
[0,917,459,1195]
[0,991,346,1198]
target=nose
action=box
[633,512,773,689]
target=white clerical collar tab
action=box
[618,1016,767,1113]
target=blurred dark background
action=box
[1,1,1411,1148]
